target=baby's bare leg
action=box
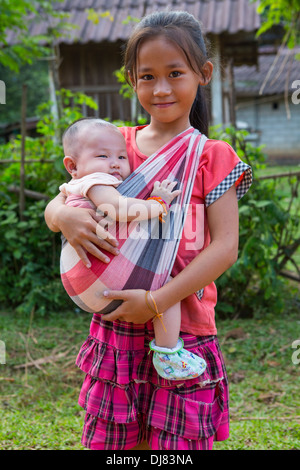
[153,302,181,349]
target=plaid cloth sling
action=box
[60,127,207,314]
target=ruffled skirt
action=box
[76,314,229,450]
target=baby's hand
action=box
[150,180,181,206]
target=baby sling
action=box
[60,128,207,314]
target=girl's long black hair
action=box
[124,10,211,136]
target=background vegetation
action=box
[0,0,299,451]
[0,60,49,127]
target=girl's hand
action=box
[101,289,155,324]
[150,180,181,206]
[55,205,120,268]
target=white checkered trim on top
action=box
[205,161,252,207]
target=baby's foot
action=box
[149,338,207,380]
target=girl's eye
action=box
[118,155,127,160]
[140,74,153,81]
[96,155,108,158]
[170,71,181,78]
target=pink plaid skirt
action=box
[76,314,229,450]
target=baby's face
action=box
[75,127,131,180]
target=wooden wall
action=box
[59,41,132,121]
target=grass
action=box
[256,163,300,276]
[0,311,88,450]
[0,297,299,451]
[214,304,300,450]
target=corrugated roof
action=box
[235,47,300,96]
[5,0,261,45]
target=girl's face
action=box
[133,35,212,131]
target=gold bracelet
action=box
[145,290,155,313]
[145,290,167,333]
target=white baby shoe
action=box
[149,338,207,380]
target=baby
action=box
[59,118,206,380]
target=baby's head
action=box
[62,118,130,180]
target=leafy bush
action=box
[0,90,98,315]
[0,60,49,127]
[212,126,299,317]
[0,199,74,315]
[0,88,98,199]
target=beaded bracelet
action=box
[147,196,168,223]
[148,196,169,209]
[145,290,167,333]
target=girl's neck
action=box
[136,119,192,157]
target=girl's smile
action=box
[153,102,175,108]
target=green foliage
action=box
[0,88,99,196]
[0,90,99,315]
[113,66,134,100]
[0,60,49,126]
[255,0,300,49]
[0,199,73,316]
[85,8,114,23]
[211,126,299,317]
[0,0,71,72]
[36,87,98,145]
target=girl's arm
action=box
[102,185,239,323]
[87,180,181,222]
[44,192,120,267]
[44,192,68,233]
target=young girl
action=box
[45,11,252,450]
[60,117,206,380]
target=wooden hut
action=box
[6,0,261,125]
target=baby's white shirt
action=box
[59,172,122,198]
